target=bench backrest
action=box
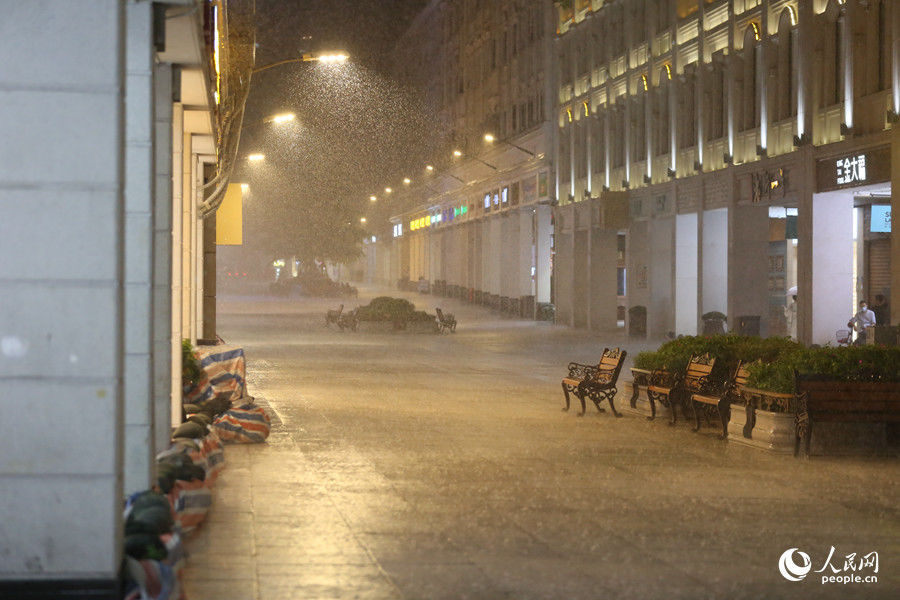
[794,377,900,423]
[733,361,751,389]
[594,347,627,384]
[683,353,715,393]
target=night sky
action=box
[234,0,437,264]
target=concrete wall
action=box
[0,0,125,583]
[702,209,728,316]
[675,213,699,336]
[589,230,617,330]
[730,204,770,336]
[649,217,674,337]
[812,191,855,345]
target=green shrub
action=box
[355,297,438,326]
[181,339,202,385]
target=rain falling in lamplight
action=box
[271,113,296,124]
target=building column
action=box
[152,63,174,457]
[123,0,156,495]
[171,106,186,425]
[0,0,125,589]
[535,204,552,305]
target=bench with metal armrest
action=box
[561,347,627,417]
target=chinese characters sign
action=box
[836,155,867,185]
[817,146,889,192]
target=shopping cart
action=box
[835,329,851,346]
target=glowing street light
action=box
[240,183,249,192]
[403,177,411,185]
[452,149,462,157]
[385,187,393,194]
[252,52,350,74]
[369,195,377,202]
[360,217,367,223]
[270,112,296,124]
[425,165,434,172]
[484,133,496,143]
[310,52,349,63]
[246,153,265,162]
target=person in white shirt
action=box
[848,300,876,345]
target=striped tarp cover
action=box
[213,402,271,443]
[168,478,211,533]
[183,345,246,405]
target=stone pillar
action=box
[892,121,900,325]
[535,204,553,305]
[0,0,125,590]
[153,63,173,455]
[171,104,184,422]
[589,228,617,330]
[123,0,156,495]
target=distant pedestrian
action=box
[784,294,797,340]
[848,300,876,345]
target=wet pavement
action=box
[183,287,900,599]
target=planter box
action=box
[728,387,796,453]
[621,378,672,421]
[727,405,795,453]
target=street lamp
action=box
[484,132,535,157]
[385,187,392,194]
[246,153,265,162]
[269,112,296,124]
[425,165,434,172]
[360,217,367,223]
[403,177,411,185]
[252,51,349,74]
[369,195,377,202]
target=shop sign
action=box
[751,168,787,204]
[522,176,537,203]
[538,171,549,198]
[836,155,866,185]
[817,146,890,193]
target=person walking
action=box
[848,300,876,345]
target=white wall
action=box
[812,191,854,345]
[676,213,699,336]
[535,205,553,303]
[0,0,125,580]
[649,217,675,337]
[702,209,728,316]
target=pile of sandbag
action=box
[184,392,271,445]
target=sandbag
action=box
[212,401,271,443]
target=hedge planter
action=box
[728,387,796,453]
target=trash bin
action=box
[736,315,761,337]
[628,306,647,338]
[701,312,727,335]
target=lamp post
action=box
[252,52,349,74]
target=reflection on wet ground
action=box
[184,287,899,599]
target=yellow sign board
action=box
[216,183,243,245]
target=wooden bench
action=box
[793,376,900,457]
[690,361,749,438]
[435,308,457,333]
[325,304,344,327]
[647,353,716,425]
[561,347,627,416]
